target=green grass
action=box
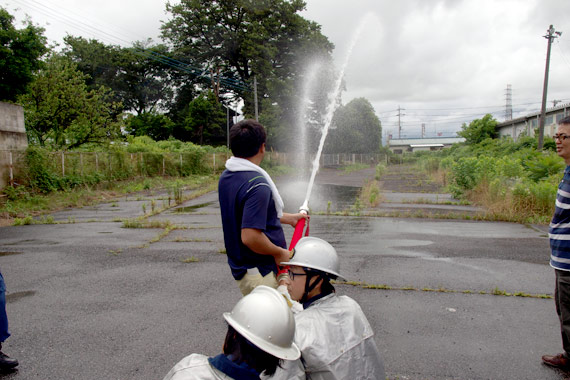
[181,256,200,263]
[1,175,217,223]
[340,163,370,175]
[337,281,552,299]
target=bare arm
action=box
[242,228,290,265]
[280,212,309,227]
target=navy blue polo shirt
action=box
[218,170,287,280]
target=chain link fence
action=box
[1,150,388,190]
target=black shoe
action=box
[0,351,18,369]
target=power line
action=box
[9,0,251,92]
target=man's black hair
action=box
[559,115,570,126]
[229,119,267,158]
[223,324,281,376]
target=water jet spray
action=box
[288,16,370,250]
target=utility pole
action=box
[226,105,230,148]
[397,106,405,139]
[537,25,562,151]
[253,76,259,121]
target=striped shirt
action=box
[550,166,570,271]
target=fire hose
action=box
[277,201,310,280]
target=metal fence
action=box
[0,150,231,189]
[0,150,388,190]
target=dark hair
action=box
[300,269,335,304]
[229,119,267,158]
[223,324,281,376]
[559,115,570,126]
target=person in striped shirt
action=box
[543,115,570,370]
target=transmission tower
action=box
[505,84,512,121]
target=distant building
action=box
[387,137,465,154]
[496,103,570,140]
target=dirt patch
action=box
[314,164,444,193]
[309,164,482,217]
[378,164,445,193]
[314,167,376,187]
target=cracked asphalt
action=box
[0,166,565,380]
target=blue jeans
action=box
[0,272,10,342]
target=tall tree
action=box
[161,0,334,116]
[63,37,172,115]
[0,7,48,102]
[115,41,174,114]
[18,54,123,149]
[184,90,226,145]
[458,114,498,145]
[125,112,174,141]
[325,98,382,153]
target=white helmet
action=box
[281,236,345,281]
[223,285,300,360]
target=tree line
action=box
[1,1,382,154]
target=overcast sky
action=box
[5,0,570,138]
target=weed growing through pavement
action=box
[337,281,552,299]
[173,237,213,242]
[181,256,199,263]
[13,215,56,225]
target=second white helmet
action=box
[223,285,300,360]
[282,236,345,281]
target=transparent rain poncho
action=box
[267,293,385,380]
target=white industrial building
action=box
[387,137,465,154]
[496,103,570,140]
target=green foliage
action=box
[341,163,369,174]
[0,7,48,101]
[449,157,480,197]
[512,179,557,215]
[161,0,334,145]
[525,153,565,182]
[2,186,28,201]
[431,133,562,221]
[24,147,59,193]
[126,112,174,141]
[11,138,212,196]
[63,37,173,115]
[418,156,440,173]
[17,54,123,149]
[184,91,226,145]
[125,136,208,175]
[326,98,382,153]
[375,163,387,180]
[457,114,498,144]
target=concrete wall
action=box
[0,102,28,189]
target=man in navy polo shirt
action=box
[218,119,307,296]
[543,116,570,370]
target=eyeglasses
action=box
[554,134,570,141]
[288,269,307,280]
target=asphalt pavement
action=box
[0,170,565,380]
